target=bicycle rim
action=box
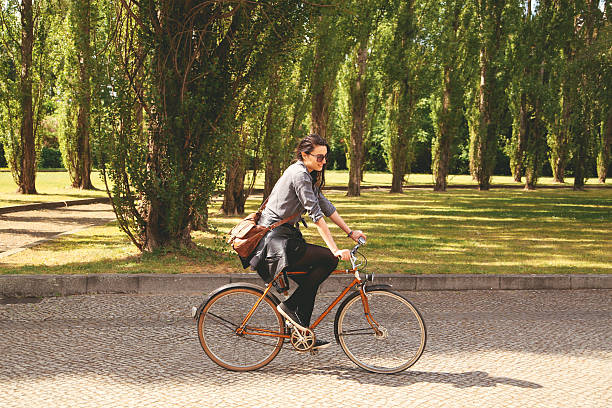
[198,287,284,371]
[336,289,426,374]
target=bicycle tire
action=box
[197,286,284,371]
[334,287,426,374]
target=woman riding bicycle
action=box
[241,133,367,350]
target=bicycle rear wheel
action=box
[334,288,426,374]
[197,286,284,371]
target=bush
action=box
[38,146,64,169]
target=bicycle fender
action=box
[333,284,393,344]
[192,282,282,321]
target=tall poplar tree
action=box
[381,0,429,193]
[345,0,387,197]
[59,0,97,189]
[467,0,511,190]
[0,0,56,194]
[430,1,467,191]
[309,5,349,142]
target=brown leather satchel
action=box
[227,198,299,258]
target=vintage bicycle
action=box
[192,238,426,373]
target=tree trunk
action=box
[264,160,280,200]
[347,45,368,197]
[17,0,36,194]
[72,0,93,189]
[597,108,612,183]
[433,66,453,191]
[221,158,247,216]
[263,69,282,199]
[512,93,527,183]
[310,42,336,141]
[472,46,493,191]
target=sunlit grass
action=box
[0,170,107,207]
[2,168,606,208]
[2,188,611,276]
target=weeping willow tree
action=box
[101,0,309,251]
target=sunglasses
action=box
[306,152,328,163]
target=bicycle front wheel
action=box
[334,288,426,374]
[197,286,284,371]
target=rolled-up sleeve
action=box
[318,193,336,217]
[292,171,325,223]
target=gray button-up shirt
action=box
[259,161,336,227]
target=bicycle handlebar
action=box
[351,237,366,256]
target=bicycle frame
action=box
[236,267,381,339]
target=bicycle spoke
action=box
[207,312,239,331]
[197,287,284,371]
[339,327,376,336]
[335,289,426,374]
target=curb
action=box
[0,197,110,214]
[0,273,611,298]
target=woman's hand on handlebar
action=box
[334,249,351,261]
[349,230,367,243]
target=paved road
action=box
[1,290,610,407]
[0,203,116,257]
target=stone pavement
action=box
[1,290,610,407]
[0,203,116,258]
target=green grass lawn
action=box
[2,188,611,275]
[2,168,606,208]
[249,170,602,189]
[0,170,107,207]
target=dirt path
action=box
[0,203,116,258]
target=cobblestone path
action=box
[1,290,610,407]
[0,203,116,256]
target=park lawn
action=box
[0,170,107,207]
[1,188,611,275]
[252,169,599,189]
[1,168,603,208]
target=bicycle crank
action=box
[290,327,316,352]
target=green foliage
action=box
[0,0,61,188]
[101,1,313,251]
[38,146,63,169]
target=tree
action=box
[596,3,611,183]
[103,1,310,251]
[344,0,387,197]
[309,6,350,142]
[0,0,57,194]
[59,0,98,190]
[430,1,468,191]
[572,0,605,189]
[381,0,430,193]
[507,0,551,190]
[467,0,512,190]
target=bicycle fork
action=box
[358,285,384,337]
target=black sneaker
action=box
[277,302,308,331]
[312,339,330,350]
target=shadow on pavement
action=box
[273,365,543,389]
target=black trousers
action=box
[284,243,339,326]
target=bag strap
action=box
[258,195,300,230]
[268,212,301,231]
[256,196,270,214]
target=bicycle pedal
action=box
[309,349,319,356]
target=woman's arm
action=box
[328,211,367,243]
[314,217,351,261]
